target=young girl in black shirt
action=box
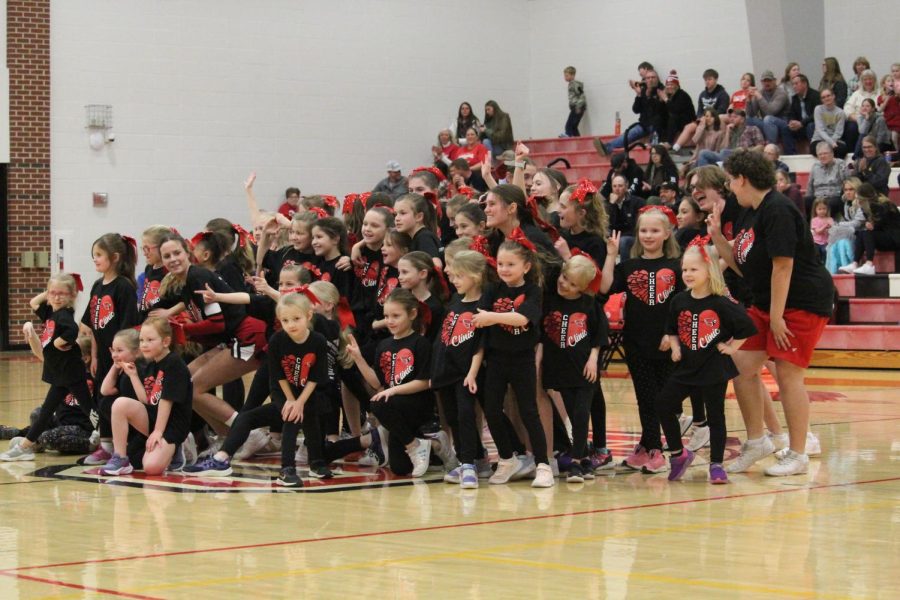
[2,274,96,462]
[398,251,447,343]
[657,244,756,484]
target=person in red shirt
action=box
[277,187,302,219]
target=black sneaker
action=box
[566,462,585,483]
[579,458,596,480]
[0,425,21,440]
[592,138,609,157]
[276,466,302,487]
[308,464,334,479]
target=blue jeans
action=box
[746,117,771,141]
[608,124,653,151]
[762,116,814,154]
[697,149,734,166]
[619,235,636,261]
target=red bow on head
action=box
[570,178,598,205]
[412,166,447,182]
[359,192,372,208]
[231,224,251,248]
[308,206,328,219]
[525,195,560,242]
[456,186,476,199]
[687,234,713,263]
[417,300,433,334]
[121,235,137,251]
[342,193,359,215]
[469,236,497,269]
[305,264,323,280]
[321,195,339,211]
[168,319,187,345]
[570,248,603,295]
[71,273,84,292]
[380,206,396,215]
[190,231,213,249]
[639,204,678,227]
[282,284,321,305]
[507,227,537,252]
[423,191,444,222]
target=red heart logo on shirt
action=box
[697,309,721,349]
[40,320,55,348]
[379,351,393,384]
[281,354,298,383]
[627,270,650,304]
[394,348,415,384]
[91,294,115,329]
[377,269,398,305]
[299,353,316,387]
[542,311,563,346]
[141,280,161,310]
[148,371,164,406]
[566,312,589,347]
[733,228,755,265]
[677,310,693,347]
[441,311,476,347]
[655,269,676,304]
[355,259,380,287]
[493,294,527,334]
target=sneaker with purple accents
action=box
[591,448,614,474]
[667,449,695,481]
[99,454,133,476]
[709,462,728,484]
[183,456,232,477]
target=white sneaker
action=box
[838,262,858,274]
[1,439,35,462]
[678,414,693,436]
[767,431,789,451]
[428,430,459,471]
[853,262,876,275]
[234,428,270,461]
[443,465,461,484]
[357,448,380,467]
[294,443,309,466]
[260,434,282,455]
[489,457,519,484]
[550,457,560,477]
[459,464,479,489]
[805,431,821,457]
[531,463,555,488]
[686,425,710,451]
[510,453,536,481]
[726,436,775,473]
[406,438,431,477]
[765,449,809,476]
[475,458,494,479]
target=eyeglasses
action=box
[141,245,158,252]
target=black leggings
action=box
[624,350,671,451]
[483,354,547,465]
[687,392,707,425]
[590,385,607,449]
[557,386,593,459]
[657,380,728,463]
[371,393,434,476]
[440,381,484,466]
[28,381,95,444]
[854,229,900,262]
[221,400,324,468]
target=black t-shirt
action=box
[58,374,94,429]
[353,245,383,303]
[412,228,442,260]
[540,292,604,389]
[479,281,542,354]
[248,294,278,335]
[699,195,753,306]
[81,276,139,371]
[431,295,483,388]
[316,255,356,301]
[312,314,341,398]
[666,292,757,385]
[36,303,85,386]
[675,227,702,250]
[141,351,192,444]
[374,333,433,405]
[261,245,317,287]
[178,266,247,341]
[215,255,248,293]
[731,190,834,316]
[610,256,684,359]
[562,230,607,267]
[420,293,446,344]
[268,330,329,408]
[138,265,168,320]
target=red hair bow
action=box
[190,231,213,249]
[342,193,359,215]
[423,191,444,222]
[525,195,560,242]
[417,300,433,334]
[639,204,678,227]
[687,234,713,263]
[308,206,328,219]
[305,264,323,280]
[412,166,446,182]
[359,192,372,208]
[456,186,476,199]
[168,319,187,346]
[507,227,537,252]
[570,248,603,295]
[71,273,84,292]
[570,178,597,205]
[121,235,137,251]
[282,284,321,305]
[469,235,497,269]
[321,195,339,211]
[231,224,251,248]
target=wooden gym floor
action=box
[0,352,898,599]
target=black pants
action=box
[565,108,584,137]
[557,386,593,459]
[221,400,325,468]
[624,350,671,451]
[688,391,707,425]
[440,381,484,465]
[95,356,114,437]
[483,354,547,464]
[854,228,900,262]
[656,380,728,463]
[590,385,607,449]
[28,381,95,444]
[371,393,434,476]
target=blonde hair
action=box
[448,250,487,288]
[113,328,140,355]
[562,255,598,295]
[277,292,314,319]
[280,263,312,285]
[76,334,93,358]
[142,225,173,247]
[142,316,175,348]
[47,273,80,308]
[683,245,726,296]
[444,237,473,262]
[631,210,681,259]
[308,281,338,318]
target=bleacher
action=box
[524,135,900,369]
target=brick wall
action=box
[5,0,50,347]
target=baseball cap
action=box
[760,70,776,81]
[386,160,401,172]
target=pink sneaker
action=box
[83,447,112,466]
[622,444,649,470]
[642,449,668,474]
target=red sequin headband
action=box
[638,204,678,227]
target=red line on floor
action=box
[0,571,161,599]
[3,475,898,574]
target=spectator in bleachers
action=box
[372,161,408,200]
[674,196,705,249]
[884,79,900,150]
[728,73,755,113]
[780,62,801,99]
[749,70,790,144]
[481,100,514,157]
[642,144,679,197]
[778,74,821,155]
[696,110,764,166]
[804,143,847,219]
[847,57,871,93]
[840,183,900,275]
[658,181,681,210]
[763,143,790,173]
[456,127,490,170]
[670,68,729,153]
[810,88,848,158]
[605,174,645,260]
[876,74,894,112]
[854,136,892,195]
[432,129,460,171]
[818,57,848,108]
[775,169,805,215]
[600,153,645,199]
[449,158,487,193]
[844,69,879,148]
[662,70,695,147]
[454,102,481,144]
[594,70,666,155]
[856,99,892,155]
[563,66,587,137]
